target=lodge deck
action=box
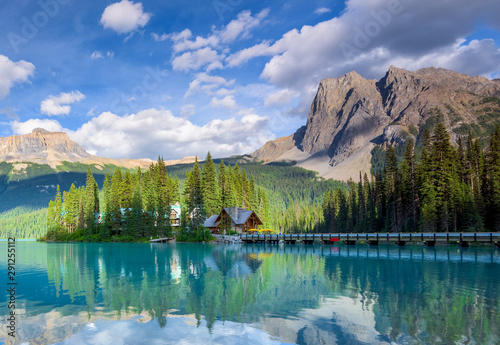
[240,232,500,247]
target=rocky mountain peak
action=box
[252,66,500,181]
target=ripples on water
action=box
[0,242,499,345]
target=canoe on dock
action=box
[149,237,175,243]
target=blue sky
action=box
[1,0,499,160]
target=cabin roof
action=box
[224,206,258,225]
[203,214,220,228]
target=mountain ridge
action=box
[251,66,500,180]
[0,128,198,169]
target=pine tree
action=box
[121,171,134,209]
[430,123,457,232]
[384,145,402,232]
[401,140,418,231]
[184,157,204,229]
[201,152,220,216]
[84,167,98,235]
[485,126,500,231]
[100,173,112,239]
[110,168,123,233]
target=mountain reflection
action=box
[0,242,499,345]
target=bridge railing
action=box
[240,232,500,242]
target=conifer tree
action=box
[184,157,204,229]
[201,152,220,216]
[121,171,134,209]
[485,126,500,230]
[84,167,98,235]
[401,140,418,231]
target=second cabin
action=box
[204,206,262,234]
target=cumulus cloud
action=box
[167,9,268,72]
[218,9,270,43]
[210,95,237,109]
[11,108,273,159]
[0,55,35,99]
[185,73,235,97]
[100,0,151,34]
[256,0,500,89]
[40,91,86,116]
[12,118,64,134]
[172,47,223,72]
[264,89,300,107]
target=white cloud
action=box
[87,106,97,117]
[151,33,169,42]
[210,95,237,109]
[172,47,223,72]
[100,0,151,34]
[90,51,103,59]
[219,9,270,43]
[181,104,195,118]
[107,51,115,58]
[167,9,268,72]
[40,91,86,116]
[169,30,219,53]
[185,73,235,97]
[12,118,64,134]
[315,7,331,15]
[226,41,284,67]
[264,89,300,106]
[74,108,272,159]
[12,108,273,159]
[0,55,35,99]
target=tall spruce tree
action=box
[201,152,220,216]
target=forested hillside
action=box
[0,163,133,239]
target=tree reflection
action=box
[36,243,500,344]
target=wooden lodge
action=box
[203,206,263,234]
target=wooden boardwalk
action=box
[149,237,175,243]
[240,232,500,247]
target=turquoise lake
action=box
[1,242,499,345]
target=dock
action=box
[149,237,175,243]
[240,232,500,247]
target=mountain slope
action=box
[0,128,155,169]
[252,66,500,180]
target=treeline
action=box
[322,124,500,233]
[44,153,270,241]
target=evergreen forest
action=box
[322,124,500,233]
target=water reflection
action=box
[0,242,499,345]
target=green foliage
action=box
[175,226,215,242]
[0,207,47,239]
[323,123,500,233]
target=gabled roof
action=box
[203,214,220,228]
[224,206,257,225]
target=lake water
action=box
[1,242,499,345]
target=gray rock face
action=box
[301,71,388,166]
[0,129,91,161]
[252,66,500,178]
